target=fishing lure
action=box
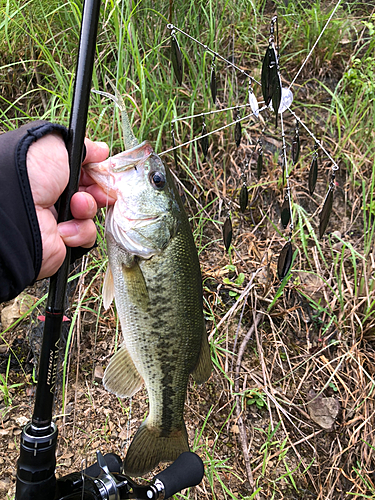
[281,195,291,229]
[308,143,319,195]
[170,29,183,85]
[261,16,282,126]
[223,216,233,251]
[277,241,293,280]
[234,109,242,148]
[165,19,340,273]
[248,82,259,118]
[291,121,300,164]
[200,121,209,160]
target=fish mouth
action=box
[122,214,162,230]
[124,214,159,223]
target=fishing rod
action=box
[14,1,204,498]
[15,0,101,497]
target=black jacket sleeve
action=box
[0,121,68,303]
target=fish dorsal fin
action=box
[103,342,144,398]
[103,265,115,310]
[122,261,150,311]
[192,327,212,385]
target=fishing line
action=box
[288,0,343,90]
[288,108,339,170]
[171,101,264,122]
[167,24,260,85]
[159,107,267,157]
[164,8,344,278]
[280,112,294,233]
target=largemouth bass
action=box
[85,88,211,476]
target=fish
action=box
[85,85,212,476]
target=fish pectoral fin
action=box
[122,261,149,311]
[103,265,115,310]
[192,328,212,385]
[103,343,143,398]
[123,419,189,476]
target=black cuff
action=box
[0,121,68,302]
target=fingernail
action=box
[58,222,80,237]
[96,141,109,150]
[86,194,96,211]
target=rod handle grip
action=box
[154,452,204,499]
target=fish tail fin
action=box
[123,420,189,476]
[192,327,212,385]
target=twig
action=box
[209,272,261,340]
[234,311,264,492]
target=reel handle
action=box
[154,452,204,499]
[83,453,122,476]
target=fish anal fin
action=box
[122,261,149,311]
[103,265,115,310]
[192,328,212,385]
[103,343,143,398]
[123,420,189,476]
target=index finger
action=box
[82,137,109,165]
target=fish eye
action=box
[149,171,166,190]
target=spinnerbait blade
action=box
[277,241,293,280]
[257,152,263,180]
[281,197,291,229]
[223,217,233,251]
[261,46,272,105]
[291,131,300,164]
[249,90,259,117]
[271,72,282,127]
[261,45,278,106]
[235,120,242,148]
[319,187,334,238]
[308,154,318,195]
[210,65,217,105]
[200,122,209,159]
[239,184,248,213]
[170,33,183,85]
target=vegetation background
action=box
[1,0,375,498]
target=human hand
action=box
[26,133,114,280]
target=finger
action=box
[27,133,69,207]
[78,183,116,209]
[70,191,97,219]
[82,138,109,165]
[57,219,97,248]
[36,208,67,280]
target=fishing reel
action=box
[17,446,204,500]
[55,450,204,500]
